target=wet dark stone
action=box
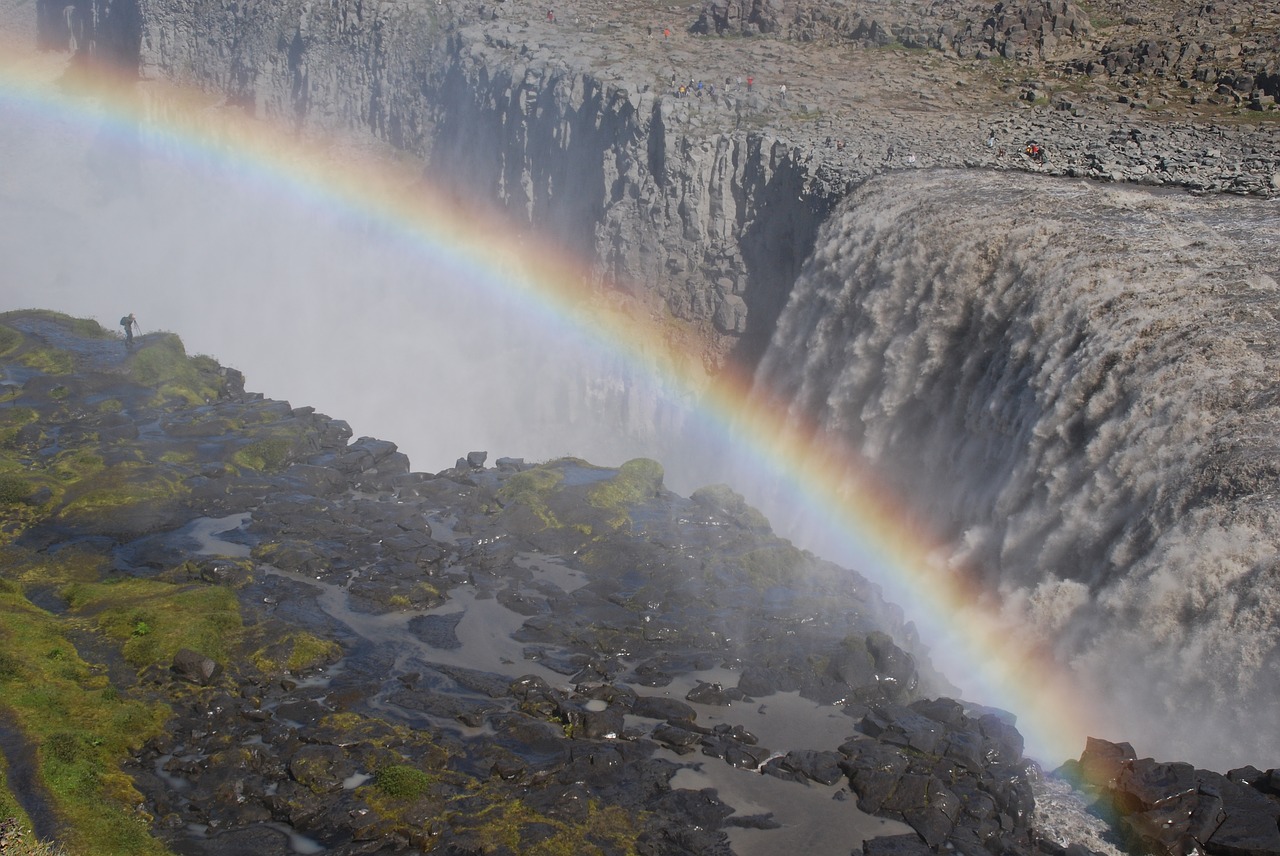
[171,648,222,686]
[167,823,294,856]
[633,695,698,722]
[862,833,933,855]
[652,722,701,753]
[406,611,464,648]
[654,788,735,830]
[685,681,734,706]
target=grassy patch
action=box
[62,578,242,668]
[250,630,341,675]
[0,546,108,588]
[17,348,74,375]
[0,585,171,856]
[587,458,663,529]
[0,473,32,506]
[497,466,566,529]
[127,334,224,404]
[0,324,21,357]
[56,462,187,524]
[231,436,293,472]
[374,764,435,800]
[453,796,644,856]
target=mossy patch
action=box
[497,466,567,530]
[734,544,806,589]
[16,347,74,375]
[586,458,663,529]
[0,585,170,856]
[250,631,341,675]
[127,334,223,404]
[0,324,21,358]
[0,473,32,506]
[62,578,242,668]
[231,436,293,472]
[373,764,435,800]
[56,462,187,525]
[450,796,644,856]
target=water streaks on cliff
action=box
[755,169,1280,768]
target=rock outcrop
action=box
[1059,738,1280,856]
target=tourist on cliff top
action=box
[120,313,138,346]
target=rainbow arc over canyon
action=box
[0,43,1101,764]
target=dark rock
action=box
[862,833,932,855]
[633,695,698,722]
[171,648,222,685]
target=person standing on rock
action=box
[120,313,138,347]
[746,75,753,92]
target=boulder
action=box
[171,648,222,685]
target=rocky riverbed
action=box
[0,310,1064,854]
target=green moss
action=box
[0,324,21,357]
[96,399,124,415]
[587,458,663,529]
[0,407,38,431]
[497,466,566,529]
[250,631,341,675]
[231,436,292,472]
[0,546,108,588]
[63,578,242,668]
[57,462,187,523]
[736,544,806,589]
[17,347,74,375]
[0,311,112,340]
[0,585,171,855]
[374,764,435,800]
[127,334,223,404]
[455,797,643,856]
[0,473,32,505]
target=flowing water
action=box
[752,170,1280,770]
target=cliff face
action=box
[119,0,830,365]
[37,0,1280,371]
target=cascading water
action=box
[751,169,1280,770]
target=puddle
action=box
[342,772,372,790]
[256,566,567,688]
[514,552,588,593]
[650,667,862,754]
[183,513,253,557]
[667,755,911,856]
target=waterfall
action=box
[753,168,1280,769]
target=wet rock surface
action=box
[1057,738,1280,856]
[0,310,1078,854]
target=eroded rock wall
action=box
[116,0,830,365]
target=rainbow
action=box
[0,38,1103,764]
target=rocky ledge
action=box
[0,309,1278,856]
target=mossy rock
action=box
[56,462,189,535]
[250,631,342,675]
[0,473,32,506]
[0,324,22,358]
[127,334,225,404]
